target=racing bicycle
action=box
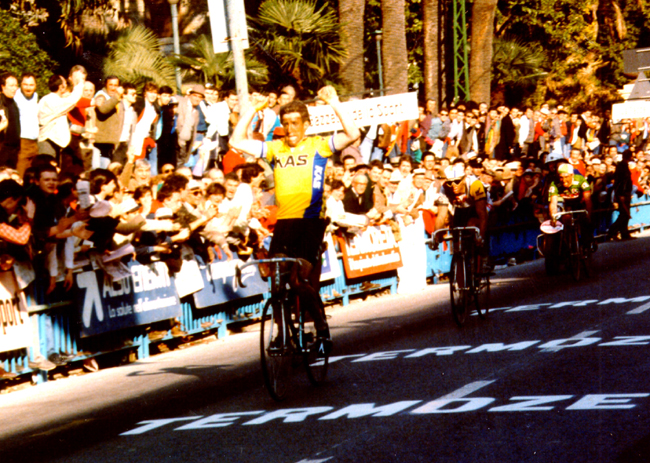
[236,256,329,401]
[431,227,490,326]
[538,209,592,281]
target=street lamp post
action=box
[375,30,384,96]
[168,0,183,93]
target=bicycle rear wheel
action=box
[449,254,469,326]
[260,298,293,401]
[568,226,582,282]
[298,290,329,386]
[475,274,490,319]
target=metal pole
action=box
[227,0,249,111]
[168,0,183,94]
[375,31,384,97]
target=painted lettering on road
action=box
[480,295,650,315]
[120,382,650,435]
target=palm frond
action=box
[103,25,176,89]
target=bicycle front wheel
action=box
[568,227,582,282]
[449,254,469,326]
[260,298,293,401]
[298,289,329,386]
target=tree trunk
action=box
[422,0,440,103]
[381,0,409,95]
[469,0,498,104]
[339,0,366,96]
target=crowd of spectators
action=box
[0,64,648,373]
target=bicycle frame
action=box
[431,226,487,326]
[236,257,329,400]
[236,257,309,352]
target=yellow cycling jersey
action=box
[262,135,335,219]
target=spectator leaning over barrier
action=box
[14,73,39,175]
[37,67,87,163]
[0,72,21,168]
[0,179,35,272]
[29,164,88,294]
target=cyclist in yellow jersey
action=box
[230,86,360,350]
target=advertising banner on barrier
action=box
[76,261,182,337]
[336,225,403,279]
[306,93,419,135]
[193,259,268,309]
[320,233,341,281]
[0,272,31,353]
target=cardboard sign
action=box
[612,100,650,122]
[193,259,268,309]
[306,93,419,135]
[0,271,31,353]
[76,261,182,337]
[336,225,403,279]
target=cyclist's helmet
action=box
[557,163,573,175]
[444,164,466,182]
[545,150,565,164]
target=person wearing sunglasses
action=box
[441,162,489,266]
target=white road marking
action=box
[627,301,650,314]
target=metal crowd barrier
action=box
[2,197,648,388]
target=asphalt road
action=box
[2,235,650,463]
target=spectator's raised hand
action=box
[24,198,35,220]
[317,86,339,105]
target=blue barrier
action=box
[2,198,649,388]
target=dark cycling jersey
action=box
[442,177,487,227]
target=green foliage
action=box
[248,0,346,94]
[0,9,57,95]
[491,37,548,105]
[103,25,177,89]
[495,0,650,109]
[172,34,269,90]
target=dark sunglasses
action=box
[162,169,174,174]
[445,179,463,187]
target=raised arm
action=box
[317,86,360,152]
[229,98,267,158]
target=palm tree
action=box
[172,34,269,90]
[338,0,366,95]
[469,0,498,104]
[58,0,122,52]
[491,37,547,105]
[103,25,177,89]
[380,0,408,95]
[422,0,440,102]
[248,0,347,92]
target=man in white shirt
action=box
[14,73,39,175]
[37,66,86,159]
[518,107,533,156]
